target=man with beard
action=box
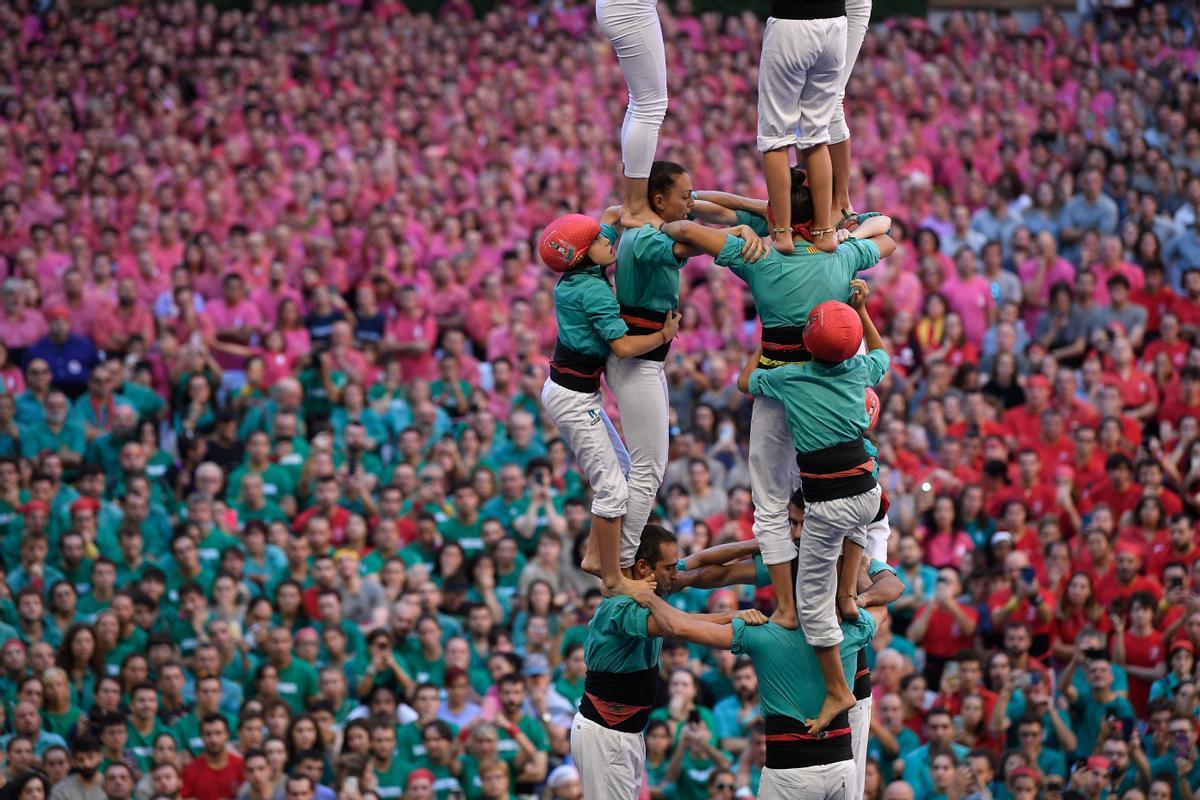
[47,734,104,800]
[180,715,244,800]
[571,525,764,798]
[23,306,100,398]
[21,391,84,469]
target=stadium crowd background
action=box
[1,0,1200,798]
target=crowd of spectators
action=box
[1,0,1200,798]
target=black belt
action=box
[761,325,812,367]
[764,713,854,769]
[619,305,670,362]
[796,438,877,502]
[579,667,658,733]
[549,340,606,393]
[771,0,846,19]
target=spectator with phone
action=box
[1147,713,1200,799]
[1060,650,1137,760]
[988,552,1057,658]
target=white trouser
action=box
[597,0,667,178]
[864,510,890,562]
[570,713,644,800]
[829,0,871,144]
[759,760,855,799]
[606,355,668,567]
[749,397,801,566]
[542,379,632,532]
[797,484,881,648]
[848,695,872,800]
[757,16,848,152]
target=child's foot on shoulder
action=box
[769,608,799,629]
[805,689,856,735]
[837,594,860,622]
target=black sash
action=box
[764,713,854,769]
[795,438,877,502]
[618,305,670,362]
[771,0,846,19]
[579,667,658,733]
[549,340,607,393]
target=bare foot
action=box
[837,595,860,622]
[773,233,795,255]
[813,233,838,253]
[603,574,657,599]
[836,208,858,232]
[770,608,798,630]
[620,209,664,230]
[580,550,600,578]
[805,689,856,734]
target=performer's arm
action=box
[682,539,760,570]
[691,191,768,225]
[660,220,767,261]
[857,568,904,607]
[674,561,758,591]
[736,347,762,394]
[640,592,765,649]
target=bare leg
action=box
[837,539,864,622]
[801,143,837,253]
[764,147,795,255]
[768,561,798,630]
[584,514,655,597]
[808,645,857,734]
[829,138,855,221]
[620,174,663,230]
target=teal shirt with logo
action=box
[747,349,890,453]
[584,596,661,674]
[730,613,877,721]
[715,235,881,328]
[553,270,627,359]
[615,224,687,312]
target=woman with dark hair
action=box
[56,623,104,708]
[1052,572,1109,666]
[7,771,50,800]
[432,541,468,590]
[982,352,1025,410]
[920,496,974,570]
[1118,496,1168,557]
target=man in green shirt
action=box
[21,391,85,470]
[228,431,296,511]
[367,719,407,800]
[409,721,465,800]
[494,674,549,791]
[126,683,173,773]
[265,627,319,713]
[438,483,484,558]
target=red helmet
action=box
[865,387,881,431]
[539,214,601,273]
[803,301,863,363]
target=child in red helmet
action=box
[736,280,889,735]
[538,211,680,598]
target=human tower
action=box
[538,1,896,798]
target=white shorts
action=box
[829,0,871,145]
[759,759,855,799]
[570,713,644,800]
[749,396,801,567]
[849,695,872,800]
[541,379,631,521]
[757,16,848,152]
[864,510,890,562]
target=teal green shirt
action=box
[20,419,86,459]
[553,265,628,358]
[748,350,890,453]
[584,596,661,674]
[716,235,880,328]
[615,224,686,312]
[730,613,877,721]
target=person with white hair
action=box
[541,764,582,800]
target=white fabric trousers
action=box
[570,713,644,800]
[829,0,871,144]
[797,484,881,648]
[759,760,855,799]
[605,355,669,567]
[757,16,847,152]
[848,695,873,800]
[748,397,801,566]
[597,0,668,178]
[864,511,890,562]
[541,379,631,523]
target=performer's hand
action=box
[730,226,768,262]
[734,608,769,626]
[848,279,870,309]
[631,585,657,608]
[661,310,682,340]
